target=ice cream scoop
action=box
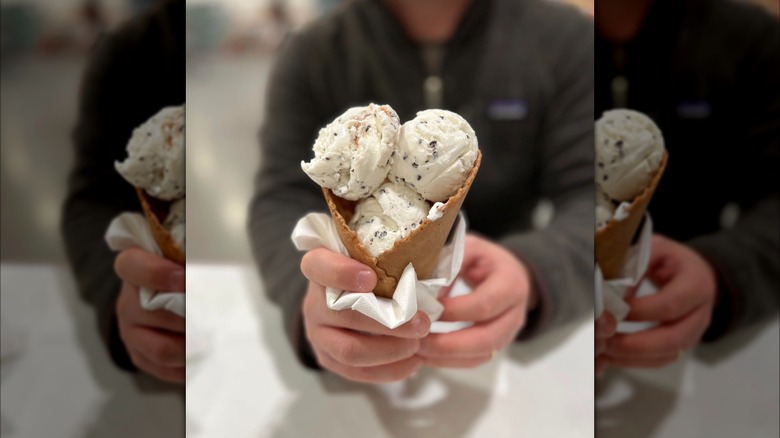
[389,109,478,202]
[115,106,185,201]
[349,182,431,257]
[301,104,400,201]
[595,109,664,201]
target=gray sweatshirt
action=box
[249,0,595,368]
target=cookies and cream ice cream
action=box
[595,109,667,279]
[115,106,185,201]
[349,182,431,257]
[116,105,186,264]
[595,109,664,202]
[389,109,478,202]
[304,103,481,297]
[301,104,400,201]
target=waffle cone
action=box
[135,188,185,265]
[595,152,667,279]
[324,152,482,298]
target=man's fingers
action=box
[131,308,186,334]
[123,325,185,367]
[301,248,376,292]
[317,352,423,383]
[118,282,184,333]
[128,349,185,384]
[625,278,707,322]
[115,248,184,291]
[421,355,492,369]
[311,326,420,367]
[418,307,524,359]
[643,235,679,286]
[327,310,431,338]
[438,273,518,323]
[596,311,617,339]
[305,284,430,338]
[607,308,709,358]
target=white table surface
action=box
[186,263,595,438]
[4,262,776,438]
[597,313,780,437]
[0,263,184,438]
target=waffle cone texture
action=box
[323,152,482,298]
[136,188,185,265]
[595,152,667,279]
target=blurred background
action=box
[6,0,778,263]
[185,0,593,263]
[1,2,189,437]
[1,0,777,437]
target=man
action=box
[595,0,779,373]
[250,0,595,382]
[62,0,185,383]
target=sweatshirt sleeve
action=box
[61,1,185,371]
[501,11,595,340]
[248,33,328,369]
[691,15,780,342]
[62,32,141,372]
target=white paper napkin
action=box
[594,214,653,321]
[291,212,467,329]
[105,212,185,317]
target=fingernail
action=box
[357,271,371,291]
[414,317,429,338]
[169,270,185,290]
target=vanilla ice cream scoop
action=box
[301,104,400,201]
[389,109,478,202]
[595,109,664,201]
[349,182,431,257]
[596,188,615,231]
[164,198,185,251]
[115,106,185,201]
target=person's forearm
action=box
[689,194,780,341]
[501,11,595,340]
[61,188,137,371]
[500,191,594,340]
[248,186,321,369]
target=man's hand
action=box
[114,248,185,383]
[603,234,717,369]
[417,234,536,368]
[595,311,617,377]
[300,248,431,383]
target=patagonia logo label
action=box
[676,100,711,119]
[487,99,528,120]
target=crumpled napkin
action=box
[105,212,185,317]
[291,212,467,329]
[594,214,653,321]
